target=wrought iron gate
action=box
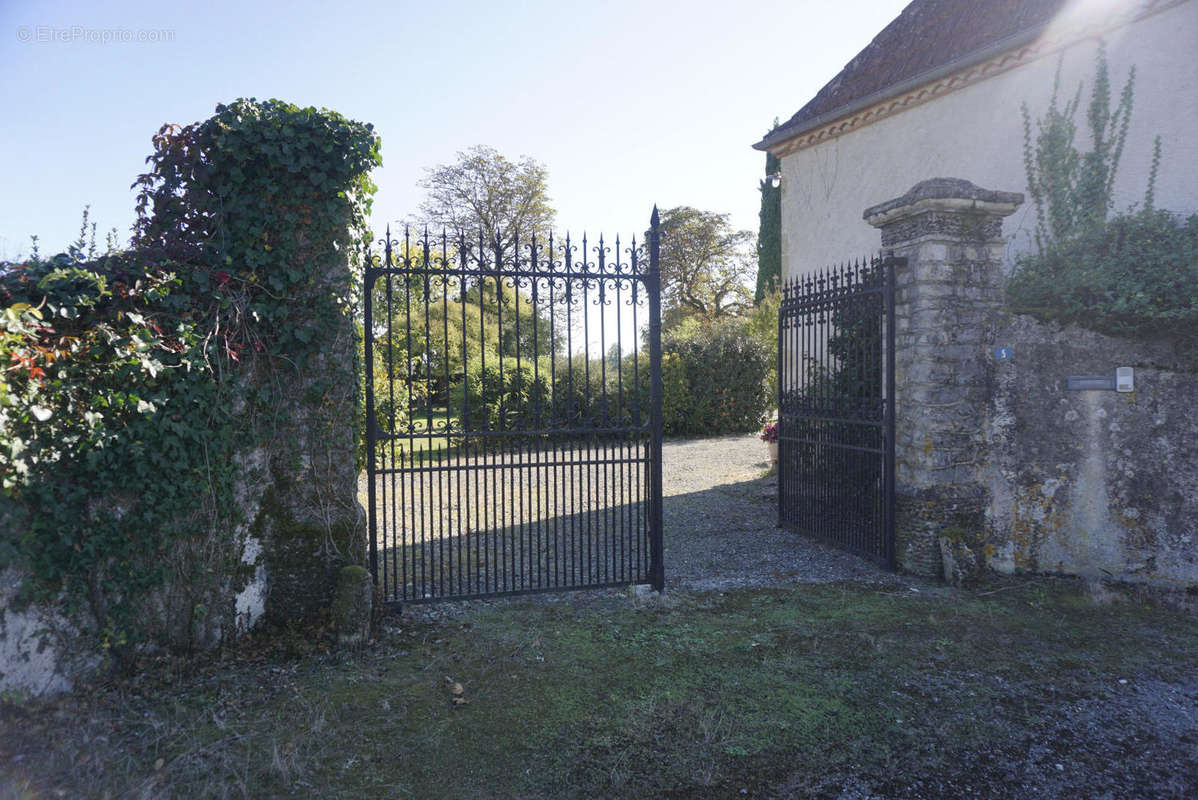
[363,212,664,605]
[777,254,898,568]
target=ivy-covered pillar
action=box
[132,99,382,629]
[253,209,369,624]
[0,101,380,697]
[215,115,378,626]
[863,178,1023,579]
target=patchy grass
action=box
[3,577,1198,798]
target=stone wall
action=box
[865,178,1198,588]
[987,316,1198,585]
[1,299,364,701]
[0,136,369,699]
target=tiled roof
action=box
[756,0,1072,150]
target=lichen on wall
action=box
[0,566,99,698]
[868,177,1196,589]
[986,314,1198,586]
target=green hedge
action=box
[1006,207,1198,341]
[661,318,772,435]
[426,317,773,439]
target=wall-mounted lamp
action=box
[767,171,782,188]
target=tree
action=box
[755,123,782,305]
[653,206,755,330]
[418,145,555,256]
[370,246,558,405]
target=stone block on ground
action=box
[939,535,982,587]
[333,565,373,647]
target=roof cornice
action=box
[755,0,1189,157]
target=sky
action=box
[0,0,911,262]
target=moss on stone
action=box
[332,565,372,646]
[252,486,364,625]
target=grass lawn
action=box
[3,577,1197,798]
[393,407,455,463]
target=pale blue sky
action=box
[0,0,910,261]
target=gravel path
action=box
[660,433,900,591]
[364,432,902,599]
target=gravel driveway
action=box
[365,433,901,599]
[661,433,899,591]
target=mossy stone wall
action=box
[865,178,1198,588]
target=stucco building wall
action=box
[779,0,1198,277]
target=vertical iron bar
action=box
[615,257,625,584]
[402,230,416,601]
[582,234,592,586]
[647,207,665,592]
[597,240,609,585]
[777,275,784,527]
[547,238,556,588]
[436,232,451,597]
[386,263,399,603]
[630,243,641,581]
[364,241,379,593]
[565,238,576,588]
[478,233,489,595]
[417,228,432,599]
[885,253,898,571]
[530,235,543,590]
[458,236,471,595]
[513,231,526,591]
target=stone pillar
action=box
[256,220,368,624]
[863,179,1023,578]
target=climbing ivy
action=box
[1008,48,1197,341]
[0,99,380,657]
[132,98,381,360]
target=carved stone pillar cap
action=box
[864,178,1024,228]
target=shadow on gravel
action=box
[370,469,898,603]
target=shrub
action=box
[450,357,552,431]
[661,317,772,435]
[1007,207,1198,340]
[438,316,774,440]
[660,353,691,432]
[1009,44,1197,342]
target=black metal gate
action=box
[777,254,898,568]
[363,211,664,605]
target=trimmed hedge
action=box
[660,318,772,435]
